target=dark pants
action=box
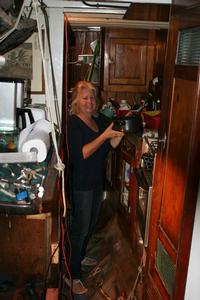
[69,186,103,279]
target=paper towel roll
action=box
[18,119,52,162]
[20,129,50,163]
[18,119,52,151]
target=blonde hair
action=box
[71,81,97,114]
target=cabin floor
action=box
[62,187,144,300]
[0,187,144,300]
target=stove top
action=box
[140,130,159,172]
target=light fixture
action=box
[0,55,6,68]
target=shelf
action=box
[0,152,37,163]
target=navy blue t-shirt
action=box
[68,115,111,191]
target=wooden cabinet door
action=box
[103,28,154,93]
[109,38,147,86]
[144,2,200,300]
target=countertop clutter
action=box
[100,94,161,137]
[0,160,48,214]
[0,138,61,215]
[0,116,57,214]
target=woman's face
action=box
[77,87,96,116]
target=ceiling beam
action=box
[67,15,169,29]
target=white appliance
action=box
[0,81,24,131]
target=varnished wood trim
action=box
[158,225,177,263]
[174,65,198,81]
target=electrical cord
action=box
[40,242,60,300]
[61,221,73,300]
[127,247,145,300]
[82,1,129,9]
[59,18,74,300]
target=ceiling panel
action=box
[24,0,171,29]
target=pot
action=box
[113,115,143,136]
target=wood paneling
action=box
[68,25,168,106]
[125,4,170,22]
[153,30,168,78]
[68,29,100,89]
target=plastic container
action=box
[100,101,116,118]
[117,100,131,116]
[0,129,19,153]
[142,111,161,130]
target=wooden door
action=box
[144,1,200,300]
[103,28,154,93]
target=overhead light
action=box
[88,26,101,31]
[0,55,6,68]
[64,7,127,14]
[66,12,125,19]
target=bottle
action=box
[118,100,131,116]
[156,99,161,111]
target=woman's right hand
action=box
[82,122,124,159]
[103,122,124,140]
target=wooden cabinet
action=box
[0,151,61,288]
[102,28,155,93]
[116,135,142,239]
[0,213,52,279]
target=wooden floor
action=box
[63,190,144,300]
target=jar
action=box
[117,100,131,116]
[0,129,19,153]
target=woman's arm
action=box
[82,122,124,159]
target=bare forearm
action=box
[82,134,106,159]
[82,122,124,159]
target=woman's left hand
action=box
[110,130,125,148]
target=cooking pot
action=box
[113,115,143,136]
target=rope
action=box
[32,0,67,218]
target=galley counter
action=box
[0,142,63,288]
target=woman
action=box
[67,81,124,294]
